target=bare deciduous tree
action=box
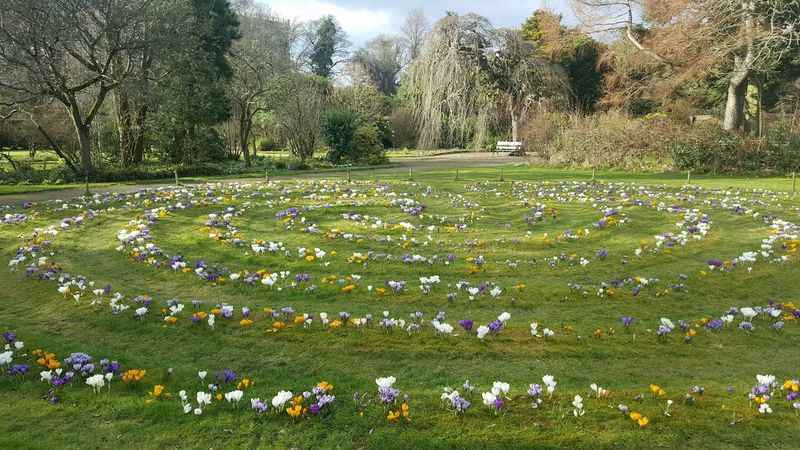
[0,0,162,176]
[271,75,329,161]
[483,29,569,143]
[401,8,430,64]
[228,0,297,166]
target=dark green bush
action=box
[323,108,388,165]
[323,109,361,165]
[351,123,387,165]
[374,116,393,149]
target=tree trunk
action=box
[74,122,93,177]
[66,102,93,177]
[745,80,762,137]
[240,106,251,167]
[509,96,520,143]
[724,4,755,133]
[114,89,134,165]
[132,105,147,164]
[511,113,519,142]
[723,57,749,132]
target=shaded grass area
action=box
[1,171,799,449]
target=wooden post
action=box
[500,167,504,182]
[591,168,596,182]
[455,168,459,181]
[409,167,413,181]
[347,166,351,182]
[265,168,269,181]
[687,170,691,184]
[84,176,90,196]
[793,172,796,197]
[174,169,179,186]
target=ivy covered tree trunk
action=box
[115,91,148,166]
[745,80,762,137]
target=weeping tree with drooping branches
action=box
[405,12,568,150]
[405,13,494,149]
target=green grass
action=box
[0,149,64,171]
[1,167,799,449]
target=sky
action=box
[262,0,577,47]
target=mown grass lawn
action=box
[1,166,799,449]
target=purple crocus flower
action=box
[2,331,16,344]
[251,399,268,414]
[493,397,504,410]
[10,364,29,376]
[458,319,474,332]
[453,396,471,412]
[527,384,542,397]
[51,372,74,387]
[378,386,399,404]
[706,319,723,331]
[621,316,634,327]
[100,359,121,375]
[217,369,237,384]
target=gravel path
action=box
[0,152,524,206]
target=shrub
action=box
[352,123,387,165]
[760,117,800,173]
[670,117,800,174]
[323,109,361,165]
[374,116,394,149]
[669,124,746,173]
[536,111,678,171]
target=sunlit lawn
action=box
[1,167,799,449]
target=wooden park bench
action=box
[495,141,523,155]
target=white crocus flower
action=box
[86,374,105,393]
[225,390,244,404]
[271,390,293,409]
[375,376,396,389]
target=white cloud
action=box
[267,0,391,39]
